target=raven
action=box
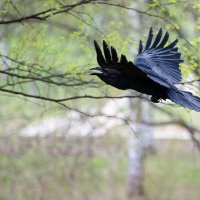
[90,28,200,112]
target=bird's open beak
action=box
[89,67,103,76]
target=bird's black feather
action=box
[103,40,112,64]
[138,40,143,54]
[120,54,128,64]
[157,31,169,48]
[94,40,106,68]
[151,28,162,48]
[145,27,153,50]
[111,46,118,62]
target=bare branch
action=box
[143,119,200,149]
[0,0,94,24]
[0,87,144,103]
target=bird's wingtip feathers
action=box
[94,40,98,47]
[138,40,143,54]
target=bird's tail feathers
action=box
[167,87,200,112]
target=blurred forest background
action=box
[0,0,200,199]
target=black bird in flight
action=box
[90,28,200,112]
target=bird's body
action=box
[91,28,200,112]
[127,77,168,101]
[105,67,168,100]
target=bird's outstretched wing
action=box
[134,28,183,86]
[94,40,146,78]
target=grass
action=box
[0,135,199,200]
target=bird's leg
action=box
[151,96,161,103]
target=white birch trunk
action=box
[126,1,155,197]
[127,96,154,198]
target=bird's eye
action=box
[107,77,115,83]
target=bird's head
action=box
[90,67,127,90]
